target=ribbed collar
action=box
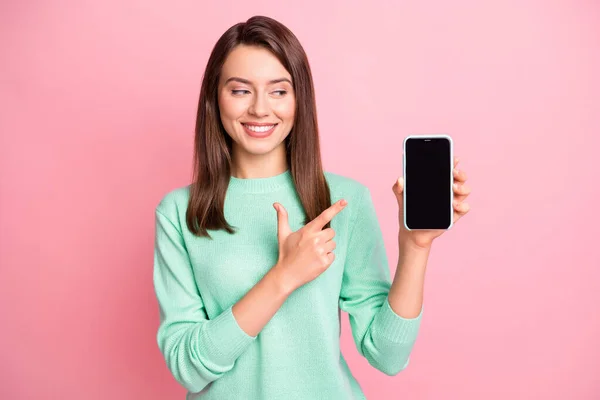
[227,169,294,194]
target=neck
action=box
[231,143,288,179]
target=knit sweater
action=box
[153,169,423,400]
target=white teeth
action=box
[244,124,275,133]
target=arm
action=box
[232,266,291,337]
[338,186,423,376]
[154,207,291,393]
[387,239,430,319]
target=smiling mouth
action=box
[242,123,278,133]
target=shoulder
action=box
[324,170,373,222]
[324,170,370,199]
[155,184,191,222]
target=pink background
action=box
[1,1,599,399]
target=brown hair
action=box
[187,15,331,238]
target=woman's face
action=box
[218,45,296,158]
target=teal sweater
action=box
[153,169,423,399]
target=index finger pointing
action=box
[306,199,347,232]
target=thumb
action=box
[273,202,292,243]
[392,177,404,205]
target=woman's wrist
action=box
[269,262,296,297]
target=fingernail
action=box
[340,199,347,206]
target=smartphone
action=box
[402,135,454,230]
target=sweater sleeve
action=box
[338,185,423,376]
[153,206,257,393]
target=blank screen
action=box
[405,137,452,229]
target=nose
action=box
[248,92,269,117]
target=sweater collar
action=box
[228,169,294,194]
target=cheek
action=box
[273,98,296,122]
[219,95,247,120]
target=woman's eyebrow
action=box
[224,77,292,85]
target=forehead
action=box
[220,45,291,83]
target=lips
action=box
[242,123,278,138]
[242,122,278,126]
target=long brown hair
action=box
[187,15,331,238]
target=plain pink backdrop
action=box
[1,1,599,399]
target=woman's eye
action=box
[230,89,287,96]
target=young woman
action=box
[153,15,471,400]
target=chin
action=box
[244,145,280,156]
[236,138,286,156]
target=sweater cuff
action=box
[199,305,257,365]
[371,297,423,343]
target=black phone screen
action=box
[404,137,453,230]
